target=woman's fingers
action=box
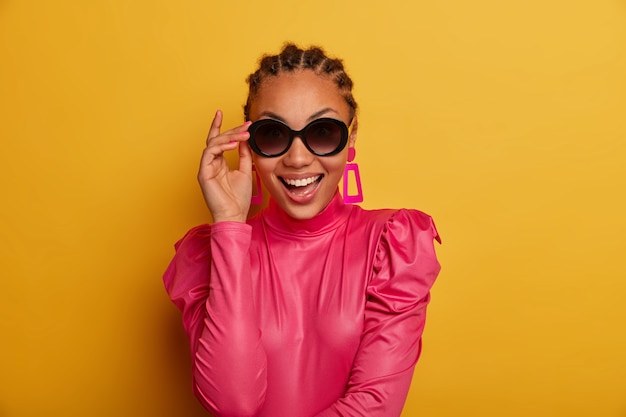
[238,140,253,176]
[207,110,250,144]
[203,133,247,164]
[200,112,253,179]
[203,116,250,162]
[206,110,223,145]
[200,142,236,168]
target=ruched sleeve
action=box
[316,209,441,417]
[163,222,267,416]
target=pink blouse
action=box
[164,192,441,416]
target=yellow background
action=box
[1,1,625,416]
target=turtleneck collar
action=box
[261,191,353,235]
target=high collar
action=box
[261,191,353,236]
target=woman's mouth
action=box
[279,175,323,197]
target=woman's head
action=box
[244,44,359,220]
[244,43,358,121]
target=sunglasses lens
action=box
[305,120,345,155]
[250,121,291,156]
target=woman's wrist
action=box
[212,213,248,223]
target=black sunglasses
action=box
[247,118,349,157]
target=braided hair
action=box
[244,43,358,120]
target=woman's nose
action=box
[282,136,314,167]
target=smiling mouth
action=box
[279,175,323,196]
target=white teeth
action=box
[283,176,320,187]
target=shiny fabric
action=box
[163,192,441,417]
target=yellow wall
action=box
[1,1,625,416]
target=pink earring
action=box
[251,164,263,205]
[343,147,363,204]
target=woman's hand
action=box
[198,110,253,223]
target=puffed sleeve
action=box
[316,209,441,417]
[163,222,267,417]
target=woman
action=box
[164,43,441,417]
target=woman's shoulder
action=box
[350,206,441,244]
[173,224,212,250]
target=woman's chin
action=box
[275,185,335,220]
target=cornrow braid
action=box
[244,43,358,120]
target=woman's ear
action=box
[348,116,358,148]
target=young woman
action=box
[164,44,441,417]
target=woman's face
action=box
[248,69,357,220]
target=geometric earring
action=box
[343,147,363,204]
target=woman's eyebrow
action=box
[307,108,338,122]
[256,108,339,124]
[256,111,287,122]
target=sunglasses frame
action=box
[247,117,349,158]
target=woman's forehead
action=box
[249,70,350,121]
